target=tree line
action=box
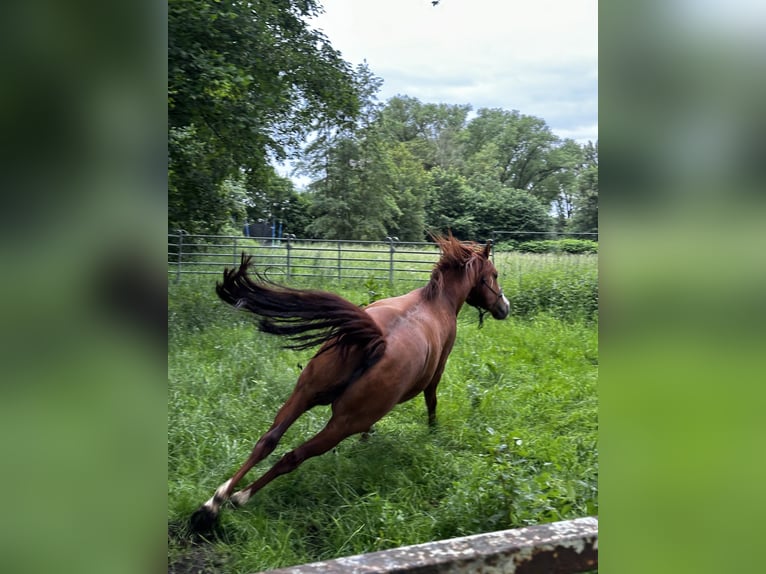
[169,0,597,242]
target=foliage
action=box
[493,240,519,251]
[168,254,597,572]
[385,142,429,241]
[424,167,476,239]
[569,142,599,234]
[464,108,560,195]
[381,96,472,171]
[168,1,598,242]
[497,255,599,321]
[241,171,313,237]
[515,239,598,254]
[301,63,402,240]
[469,188,553,242]
[293,82,599,242]
[169,0,360,233]
[168,125,240,235]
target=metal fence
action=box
[168,231,598,284]
[168,232,443,284]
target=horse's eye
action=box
[493,272,498,279]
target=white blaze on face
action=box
[493,291,510,319]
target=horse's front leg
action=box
[424,382,438,427]
[424,359,449,427]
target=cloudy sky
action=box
[310,0,598,144]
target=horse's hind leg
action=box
[190,392,310,532]
[227,418,359,508]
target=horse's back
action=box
[347,293,456,401]
[365,290,454,352]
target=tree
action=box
[305,137,358,239]
[464,108,562,198]
[244,171,311,237]
[470,187,553,241]
[380,96,471,171]
[569,141,598,235]
[168,0,360,233]
[302,63,401,240]
[425,167,476,239]
[386,142,429,241]
[168,125,241,234]
[546,139,586,226]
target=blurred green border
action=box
[2,1,765,572]
[600,1,766,572]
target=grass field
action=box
[168,251,598,573]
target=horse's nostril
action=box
[494,300,510,319]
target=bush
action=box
[516,240,552,253]
[555,239,598,254]
[517,239,597,254]
[493,240,518,252]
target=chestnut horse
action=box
[190,235,509,531]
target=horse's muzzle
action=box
[490,295,510,320]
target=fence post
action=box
[175,229,186,284]
[233,236,238,265]
[386,236,398,284]
[337,240,342,280]
[286,234,295,279]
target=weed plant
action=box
[168,254,597,573]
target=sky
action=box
[310,0,598,144]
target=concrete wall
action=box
[258,516,598,574]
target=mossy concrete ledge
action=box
[257,516,598,574]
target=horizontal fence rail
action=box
[257,516,598,574]
[168,233,442,284]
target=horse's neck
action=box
[428,271,474,316]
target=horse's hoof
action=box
[190,506,218,534]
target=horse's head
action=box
[465,242,510,320]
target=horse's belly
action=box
[386,346,444,403]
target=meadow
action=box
[168,250,598,573]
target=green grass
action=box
[168,253,598,572]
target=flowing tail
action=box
[216,253,386,364]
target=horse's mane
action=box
[423,234,484,301]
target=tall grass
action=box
[496,252,598,322]
[168,253,597,573]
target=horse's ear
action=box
[482,241,492,258]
